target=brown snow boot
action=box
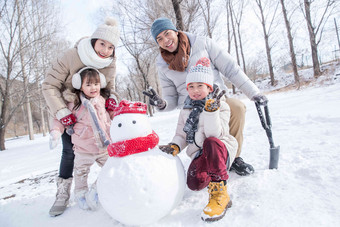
[49,177,73,217]
[201,181,232,222]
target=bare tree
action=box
[171,0,184,30]
[0,0,29,149]
[0,0,60,149]
[17,0,35,140]
[254,0,280,86]
[280,0,300,87]
[227,0,239,94]
[113,0,163,115]
[231,0,247,74]
[197,0,219,38]
[301,0,336,78]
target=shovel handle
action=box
[255,102,275,148]
[255,101,280,169]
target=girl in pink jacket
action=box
[51,67,111,211]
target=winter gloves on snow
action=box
[159,143,180,156]
[143,87,166,110]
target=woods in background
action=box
[0,0,339,149]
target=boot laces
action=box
[208,182,224,205]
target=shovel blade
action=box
[269,146,280,169]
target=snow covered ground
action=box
[1,63,340,226]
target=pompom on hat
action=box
[186,57,214,89]
[151,17,178,41]
[91,17,120,47]
[114,100,147,117]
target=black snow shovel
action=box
[255,101,280,169]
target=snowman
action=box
[97,100,186,226]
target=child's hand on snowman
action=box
[49,130,61,150]
[205,87,226,112]
[159,143,180,156]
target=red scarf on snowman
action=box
[107,131,159,157]
[107,100,159,157]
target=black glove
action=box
[143,87,166,109]
[252,94,268,105]
[205,87,226,112]
[159,143,180,156]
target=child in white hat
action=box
[159,57,238,222]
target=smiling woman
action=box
[42,15,121,217]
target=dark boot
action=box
[230,157,254,176]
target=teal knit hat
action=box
[151,17,178,41]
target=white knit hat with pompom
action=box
[91,17,120,47]
[186,57,214,89]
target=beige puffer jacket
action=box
[42,38,118,118]
[171,101,238,164]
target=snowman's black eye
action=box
[118,123,122,127]
[132,120,136,124]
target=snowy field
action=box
[1,64,340,226]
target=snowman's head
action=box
[110,100,152,142]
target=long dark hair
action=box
[73,68,110,110]
[91,39,115,58]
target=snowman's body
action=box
[97,101,185,226]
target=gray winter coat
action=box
[156,32,260,111]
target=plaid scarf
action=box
[183,98,206,144]
[160,31,190,72]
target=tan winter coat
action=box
[42,38,118,117]
[171,101,238,163]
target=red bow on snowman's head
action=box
[114,99,147,117]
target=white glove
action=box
[49,130,61,150]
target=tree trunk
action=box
[9,96,18,137]
[256,0,275,86]
[226,0,232,53]
[0,128,5,151]
[335,19,340,53]
[237,21,246,74]
[229,0,239,94]
[280,0,300,87]
[33,2,47,136]
[304,0,321,78]
[171,0,184,30]
[17,1,34,140]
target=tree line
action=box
[0,0,339,150]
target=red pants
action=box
[187,137,229,191]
